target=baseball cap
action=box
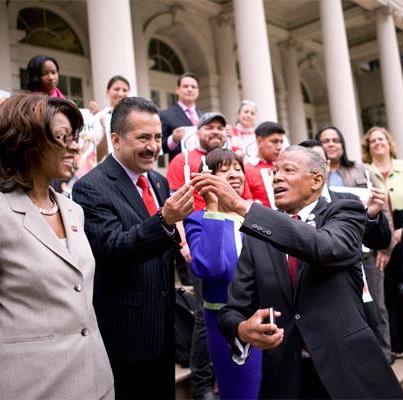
[197,112,227,130]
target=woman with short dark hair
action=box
[0,93,114,399]
[184,148,262,399]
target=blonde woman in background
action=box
[228,100,257,160]
[362,126,403,355]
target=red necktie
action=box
[186,108,198,126]
[288,215,301,285]
[137,175,158,216]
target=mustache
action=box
[139,150,157,158]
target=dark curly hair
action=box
[0,93,83,192]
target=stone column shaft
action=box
[376,8,403,157]
[320,0,361,161]
[87,0,137,108]
[233,0,277,122]
[281,41,307,144]
[131,1,150,99]
[0,1,12,92]
[213,15,241,122]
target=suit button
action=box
[252,224,257,229]
[266,230,271,236]
[74,284,82,292]
[81,328,89,337]
[295,314,301,320]
[257,226,262,231]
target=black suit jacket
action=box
[72,155,180,364]
[218,199,402,399]
[160,103,203,161]
[329,190,391,250]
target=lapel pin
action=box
[71,225,78,232]
[307,213,315,221]
[156,182,161,189]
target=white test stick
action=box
[201,155,210,172]
[365,170,373,191]
[184,149,191,184]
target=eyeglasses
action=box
[320,138,341,145]
[54,132,79,146]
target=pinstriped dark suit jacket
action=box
[161,103,203,160]
[219,199,402,399]
[72,155,180,364]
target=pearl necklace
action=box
[37,192,59,216]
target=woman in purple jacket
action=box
[185,148,261,399]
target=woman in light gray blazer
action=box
[0,94,114,399]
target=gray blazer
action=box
[0,188,114,400]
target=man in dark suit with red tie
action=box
[191,145,403,399]
[73,97,194,399]
[161,72,203,161]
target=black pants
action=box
[300,357,330,400]
[190,275,215,397]
[112,343,175,399]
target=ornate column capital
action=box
[280,37,304,53]
[211,12,233,27]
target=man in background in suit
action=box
[161,72,202,161]
[73,97,194,399]
[191,145,402,399]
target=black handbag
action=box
[175,287,197,367]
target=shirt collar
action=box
[321,184,332,202]
[287,199,319,222]
[112,153,147,185]
[248,158,273,167]
[178,101,196,113]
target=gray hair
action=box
[283,145,327,183]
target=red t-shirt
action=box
[167,148,252,211]
[167,148,207,210]
[245,160,274,207]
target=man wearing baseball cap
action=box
[167,112,228,210]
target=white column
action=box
[0,1,12,92]
[375,7,403,157]
[233,0,277,122]
[320,0,361,161]
[87,0,137,108]
[131,1,150,99]
[281,40,307,144]
[213,14,241,122]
